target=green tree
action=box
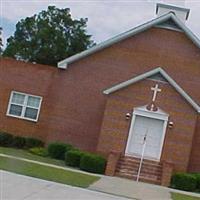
[0,27,3,55]
[3,6,95,66]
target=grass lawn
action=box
[0,147,65,166]
[0,155,99,188]
[171,193,200,200]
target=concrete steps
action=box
[115,156,163,185]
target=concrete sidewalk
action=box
[89,176,172,200]
[1,153,200,200]
[0,170,129,200]
[90,176,200,200]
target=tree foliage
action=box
[3,6,95,66]
[0,27,3,55]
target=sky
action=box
[1,0,200,48]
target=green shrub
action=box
[80,153,106,174]
[192,173,200,190]
[196,174,200,190]
[12,136,26,148]
[65,150,84,167]
[25,137,44,149]
[48,142,73,160]
[171,173,197,191]
[0,132,13,147]
[29,147,48,157]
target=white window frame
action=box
[6,91,43,122]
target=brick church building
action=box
[1,3,200,186]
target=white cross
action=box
[151,84,161,102]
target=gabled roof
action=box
[103,67,200,113]
[156,3,190,20]
[58,13,200,69]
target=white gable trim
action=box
[134,105,169,121]
[57,13,200,69]
[103,67,200,113]
[156,3,190,20]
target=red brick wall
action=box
[97,79,198,172]
[0,27,200,160]
[0,59,57,141]
[188,116,200,172]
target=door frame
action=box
[125,105,169,161]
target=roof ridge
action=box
[57,13,200,69]
[57,13,173,69]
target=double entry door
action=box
[126,115,165,160]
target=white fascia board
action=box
[57,13,200,69]
[134,107,169,121]
[154,24,183,32]
[57,13,173,69]
[170,15,200,49]
[57,62,68,69]
[159,68,200,113]
[103,67,200,113]
[103,67,162,94]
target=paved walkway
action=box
[89,176,172,200]
[0,170,129,200]
[1,153,200,200]
[90,176,200,200]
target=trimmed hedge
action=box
[29,147,48,157]
[48,142,73,160]
[25,137,44,149]
[65,150,84,167]
[0,132,13,147]
[171,173,197,192]
[193,174,200,190]
[12,136,26,148]
[80,153,106,174]
[0,132,44,150]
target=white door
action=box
[126,115,165,160]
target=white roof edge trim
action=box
[57,12,200,69]
[103,67,162,94]
[57,13,172,69]
[103,67,200,113]
[170,15,200,49]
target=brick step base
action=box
[116,164,162,173]
[118,158,162,167]
[116,170,162,180]
[123,156,161,165]
[115,172,161,185]
[115,156,163,185]
[116,167,162,177]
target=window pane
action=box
[11,93,25,105]
[27,96,40,108]
[24,107,38,120]
[9,104,23,116]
